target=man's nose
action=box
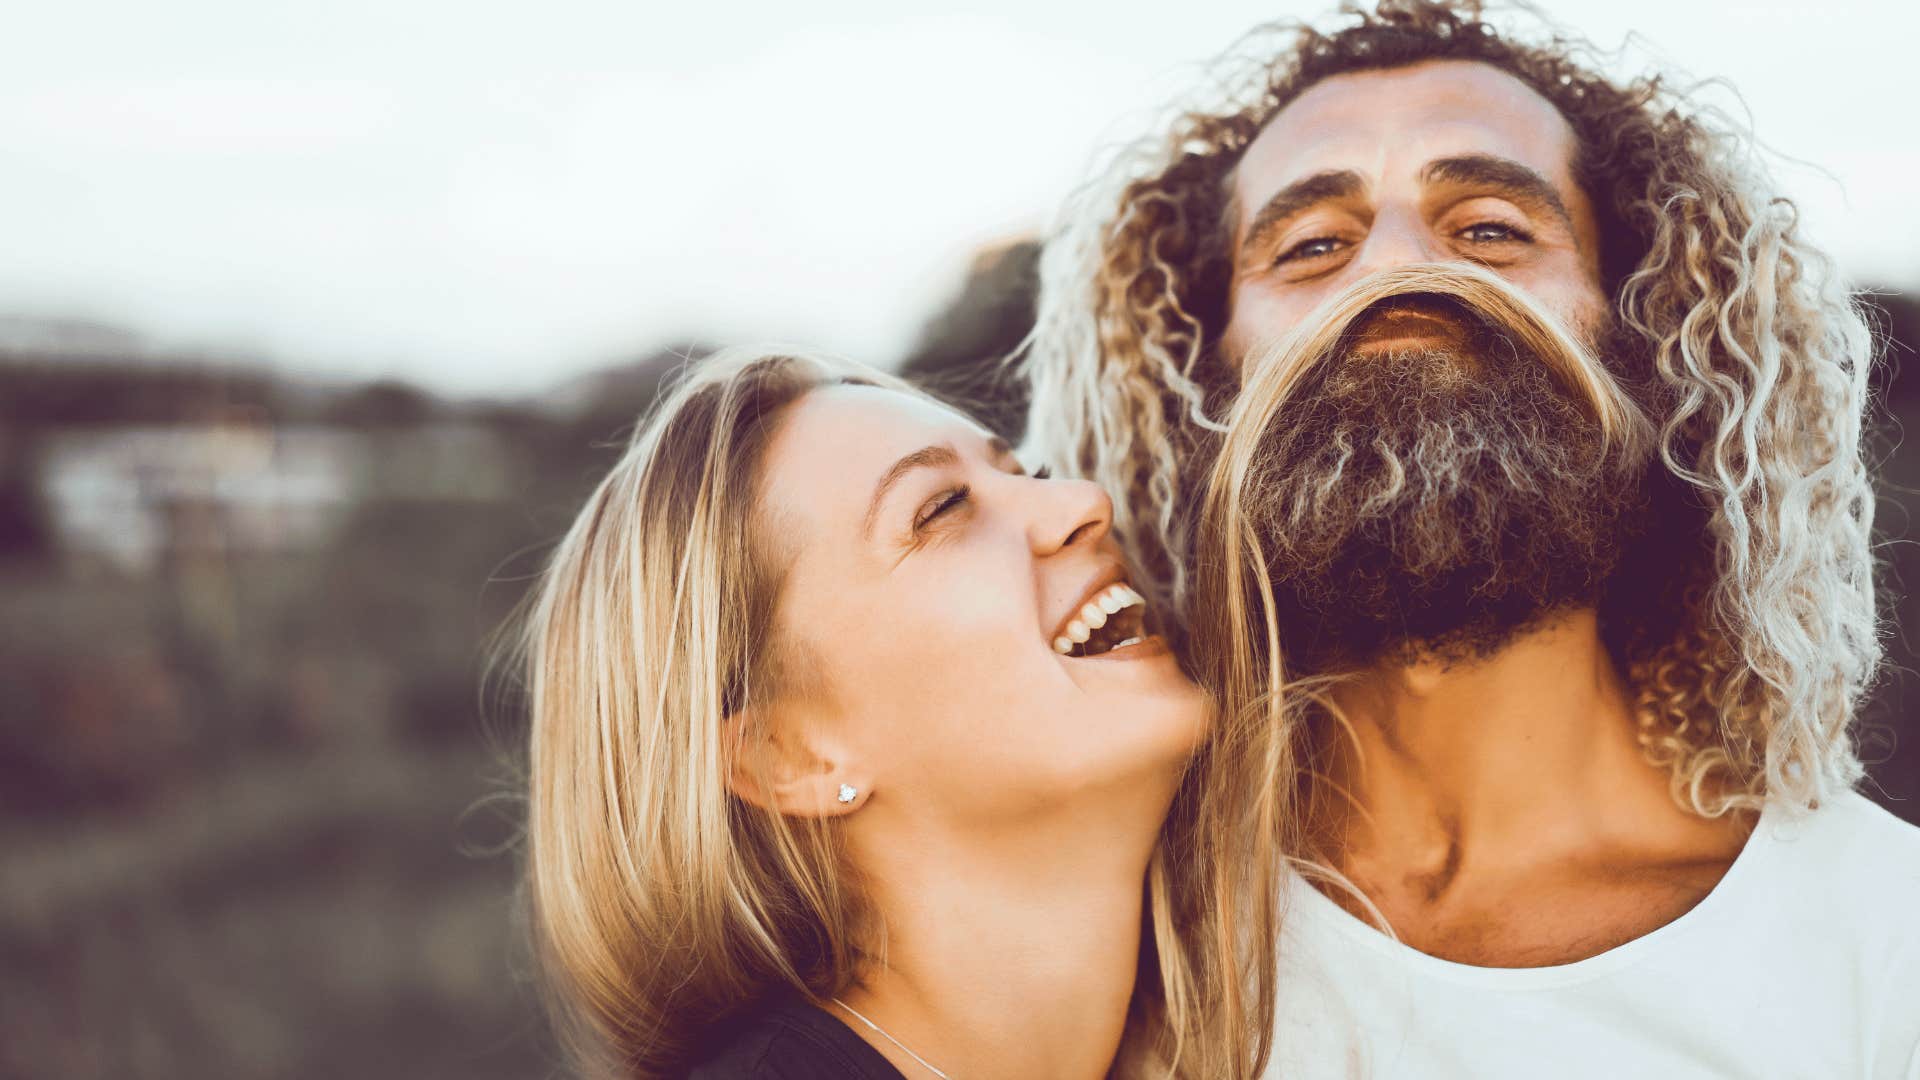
[1348,210,1445,277]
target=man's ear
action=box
[724,706,870,818]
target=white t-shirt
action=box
[1267,791,1920,1079]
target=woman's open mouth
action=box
[1051,582,1152,658]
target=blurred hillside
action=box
[0,263,1915,1078]
[0,336,704,1079]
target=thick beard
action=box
[1241,333,1646,673]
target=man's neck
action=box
[838,793,1165,1078]
[1317,608,1753,965]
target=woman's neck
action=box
[837,792,1167,1078]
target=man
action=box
[1021,1,1920,1075]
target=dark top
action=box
[684,993,908,1079]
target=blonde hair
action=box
[517,346,1278,1077]
[1195,262,1655,863]
[1224,262,1654,463]
[1021,0,1880,820]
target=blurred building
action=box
[38,422,518,575]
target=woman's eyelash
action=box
[912,464,1051,535]
[914,485,970,531]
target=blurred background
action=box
[1,2,1915,1077]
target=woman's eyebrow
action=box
[861,443,959,540]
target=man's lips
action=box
[1349,297,1474,352]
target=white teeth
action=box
[1113,636,1142,649]
[1050,582,1150,657]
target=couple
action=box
[519,2,1920,1077]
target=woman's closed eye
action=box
[913,485,971,533]
[911,464,1053,537]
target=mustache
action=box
[1198,264,1655,672]
[1224,262,1653,463]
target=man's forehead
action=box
[1237,59,1578,199]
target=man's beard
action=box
[1236,299,1647,673]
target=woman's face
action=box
[753,384,1207,828]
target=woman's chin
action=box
[1064,697,1210,798]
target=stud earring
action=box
[836,783,858,805]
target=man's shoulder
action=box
[1835,790,1920,845]
[1757,789,1920,907]
[1776,789,1920,857]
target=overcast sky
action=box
[4,0,1916,395]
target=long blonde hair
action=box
[1195,262,1658,865]
[1021,0,1880,819]
[518,346,1278,1077]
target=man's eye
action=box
[914,486,970,531]
[1276,236,1347,264]
[1459,221,1532,244]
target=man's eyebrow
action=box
[1241,169,1368,254]
[862,443,960,540]
[1421,153,1574,231]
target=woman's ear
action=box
[724,705,871,818]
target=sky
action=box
[3,0,1916,396]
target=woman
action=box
[518,346,1279,1078]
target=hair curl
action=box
[1020,0,1880,817]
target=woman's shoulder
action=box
[683,993,905,1080]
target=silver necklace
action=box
[830,996,954,1080]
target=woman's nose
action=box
[1028,475,1113,555]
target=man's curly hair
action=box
[1020,0,1880,817]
